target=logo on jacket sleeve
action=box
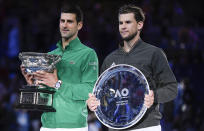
[89,61,97,70]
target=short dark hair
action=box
[119,4,145,22]
[60,4,83,23]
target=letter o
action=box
[121,88,129,97]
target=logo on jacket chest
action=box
[69,61,75,64]
[111,62,116,67]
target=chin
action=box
[122,36,134,41]
[61,35,70,38]
[122,36,129,40]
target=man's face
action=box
[119,13,142,41]
[59,13,82,39]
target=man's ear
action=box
[77,21,83,30]
[138,21,144,31]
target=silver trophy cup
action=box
[16,52,61,112]
[93,64,150,129]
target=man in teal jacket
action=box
[21,4,98,131]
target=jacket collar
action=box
[119,38,143,53]
[56,37,82,51]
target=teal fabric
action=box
[41,37,98,128]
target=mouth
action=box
[62,29,69,32]
[121,31,128,35]
[61,30,70,34]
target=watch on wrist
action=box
[55,80,62,89]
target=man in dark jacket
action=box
[87,4,177,131]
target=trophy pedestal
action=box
[16,85,56,112]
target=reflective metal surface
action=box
[19,52,61,73]
[93,64,149,129]
[16,52,61,112]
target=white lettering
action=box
[121,88,129,97]
[114,88,129,98]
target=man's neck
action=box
[62,34,77,49]
[123,35,140,52]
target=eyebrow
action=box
[119,20,132,23]
[60,19,74,22]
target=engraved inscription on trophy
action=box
[20,92,36,104]
[36,92,52,106]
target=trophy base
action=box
[15,104,56,112]
[16,85,56,112]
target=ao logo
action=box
[114,88,129,98]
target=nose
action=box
[62,22,67,28]
[120,23,126,30]
[61,21,69,29]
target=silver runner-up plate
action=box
[93,64,150,129]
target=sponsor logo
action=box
[89,61,97,66]
[69,61,75,64]
[89,61,97,70]
[111,62,116,67]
